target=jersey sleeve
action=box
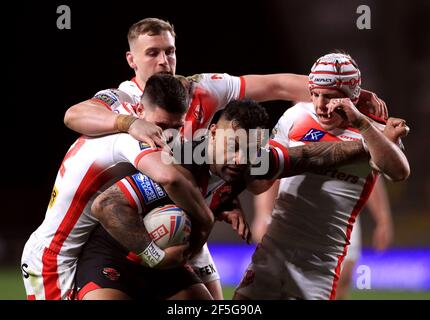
[271,105,298,147]
[254,143,291,180]
[91,88,136,113]
[197,73,245,112]
[116,173,171,215]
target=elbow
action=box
[64,105,78,129]
[152,170,180,188]
[91,196,103,220]
[383,159,410,182]
[388,164,410,182]
[91,195,113,223]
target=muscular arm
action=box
[326,100,410,182]
[91,184,152,253]
[64,100,119,136]
[65,100,165,147]
[243,74,311,103]
[278,125,408,181]
[283,140,367,177]
[358,119,410,181]
[251,180,279,243]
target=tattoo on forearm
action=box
[286,141,368,176]
[96,185,152,253]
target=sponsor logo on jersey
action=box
[132,173,167,204]
[313,167,360,184]
[102,267,120,281]
[21,263,29,279]
[94,90,118,107]
[138,141,151,150]
[48,185,58,209]
[300,128,326,142]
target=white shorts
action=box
[21,233,77,300]
[189,243,220,283]
[235,236,339,300]
[344,217,362,262]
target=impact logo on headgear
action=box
[308,53,362,103]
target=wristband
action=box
[115,115,138,133]
[137,241,165,267]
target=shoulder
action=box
[278,102,313,124]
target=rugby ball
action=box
[143,205,191,249]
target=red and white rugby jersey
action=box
[117,169,229,217]
[32,134,160,257]
[269,102,382,256]
[92,73,245,136]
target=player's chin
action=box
[318,118,339,131]
[222,166,245,182]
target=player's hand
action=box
[156,243,190,269]
[327,98,365,127]
[372,221,393,251]
[383,117,410,145]
[128,118,166,149]
[187,223,213,259]
[218,209,252,244]
[357,89,389,120]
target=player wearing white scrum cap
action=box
[235,52,410,300]
[308,52,361,103]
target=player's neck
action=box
[134,76,146,92]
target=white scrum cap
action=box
[309,53,361,103]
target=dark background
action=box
[3,0,429,263]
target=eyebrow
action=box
[145,45,175,52]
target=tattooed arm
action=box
[271,118,409,180]
[91,184,152,253]
[249,140,366,192]
[91,184,188,268]
[284,140,367,176]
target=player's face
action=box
[311,88,348,131]
[140,105,184,131]
[127,31,176,84]
[208,120,250,183]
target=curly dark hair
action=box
[219,99,269,130]
[142,74,188,114]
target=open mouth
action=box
[156,70,173,75]
[317,113,333,123]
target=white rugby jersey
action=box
[269,102,381,256]
[92,73,245,135]
[32,134,159,257]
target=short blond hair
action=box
[127,18,176,47]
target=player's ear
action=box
[136,103,144,116]
[126,51,137,69]
[209,124,217,139]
